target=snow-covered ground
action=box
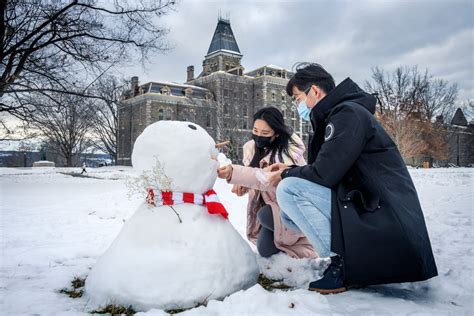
[1,166,473,315]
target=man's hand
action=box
[265,163,289,187]
[231,184,248,196]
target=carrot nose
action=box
[215,140,230,149]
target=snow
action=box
[1,166,473,315]
[85,121,259,311]
[217,153,232,168]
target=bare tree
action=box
[88,75,126,164]
[366,66,457,162]
[25,93,96,167]
[421,79,458,122]
[366,66,458,122]
[1,0,175,120]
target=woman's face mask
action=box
[252,119,277,148]
[252,134,274,149]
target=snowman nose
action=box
[215,141,230,149]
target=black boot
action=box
[309,255,346,294]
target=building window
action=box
[223,89,229,98]
[158,109,164,120]
[165,109,172,120]
[206,113,211,127]
[243,92,248,100]
[160,86,170,95]
[224,103,229,115]
[242,118,247,129]
[272,92,276,101]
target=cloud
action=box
[117,0,473,100]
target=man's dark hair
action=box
[286,63,335,96]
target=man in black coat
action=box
[269,63,437,294]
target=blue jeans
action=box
[276,177,334,258]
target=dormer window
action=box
[184,87,193,97]
[160,86,171,95]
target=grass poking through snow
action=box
[258,273,292,291]
[90,305,136,315]
[59,276,85,298]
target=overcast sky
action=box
[117,0,473,101]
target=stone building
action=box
[117,18,309,165]
[445,108,474,166]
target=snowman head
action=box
[132,121,219,194]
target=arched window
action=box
[158,109,164,120]
[242,103,248,117]
[165,109,172,120]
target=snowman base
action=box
[85,203,259,311]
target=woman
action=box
[218,107,317,259]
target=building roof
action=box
[451,108,468,126]
[206,18,241,56]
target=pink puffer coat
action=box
[228,134,318,258]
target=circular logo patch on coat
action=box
[325,123,335,141]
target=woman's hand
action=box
[231,184,248,196]
[266,162,287,172]
[265,162,289,187]
[217,165,233,180]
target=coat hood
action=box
[311,78,377,120]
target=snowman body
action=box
[85,121,259,311]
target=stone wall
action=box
[446,126,474,166]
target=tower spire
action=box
[206,16,241,56]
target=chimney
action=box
[131,76,139,96]
[187,66,194,82]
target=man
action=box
[268,63,437,294]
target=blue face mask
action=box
[297,99,311,121]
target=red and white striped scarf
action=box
[145,188,229,219]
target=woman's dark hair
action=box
[249,107,298,168]
[286,62,335,96]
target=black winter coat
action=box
[283,78,438,285]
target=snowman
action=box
[85,121,259,311]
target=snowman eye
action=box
[188,124,197,130]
